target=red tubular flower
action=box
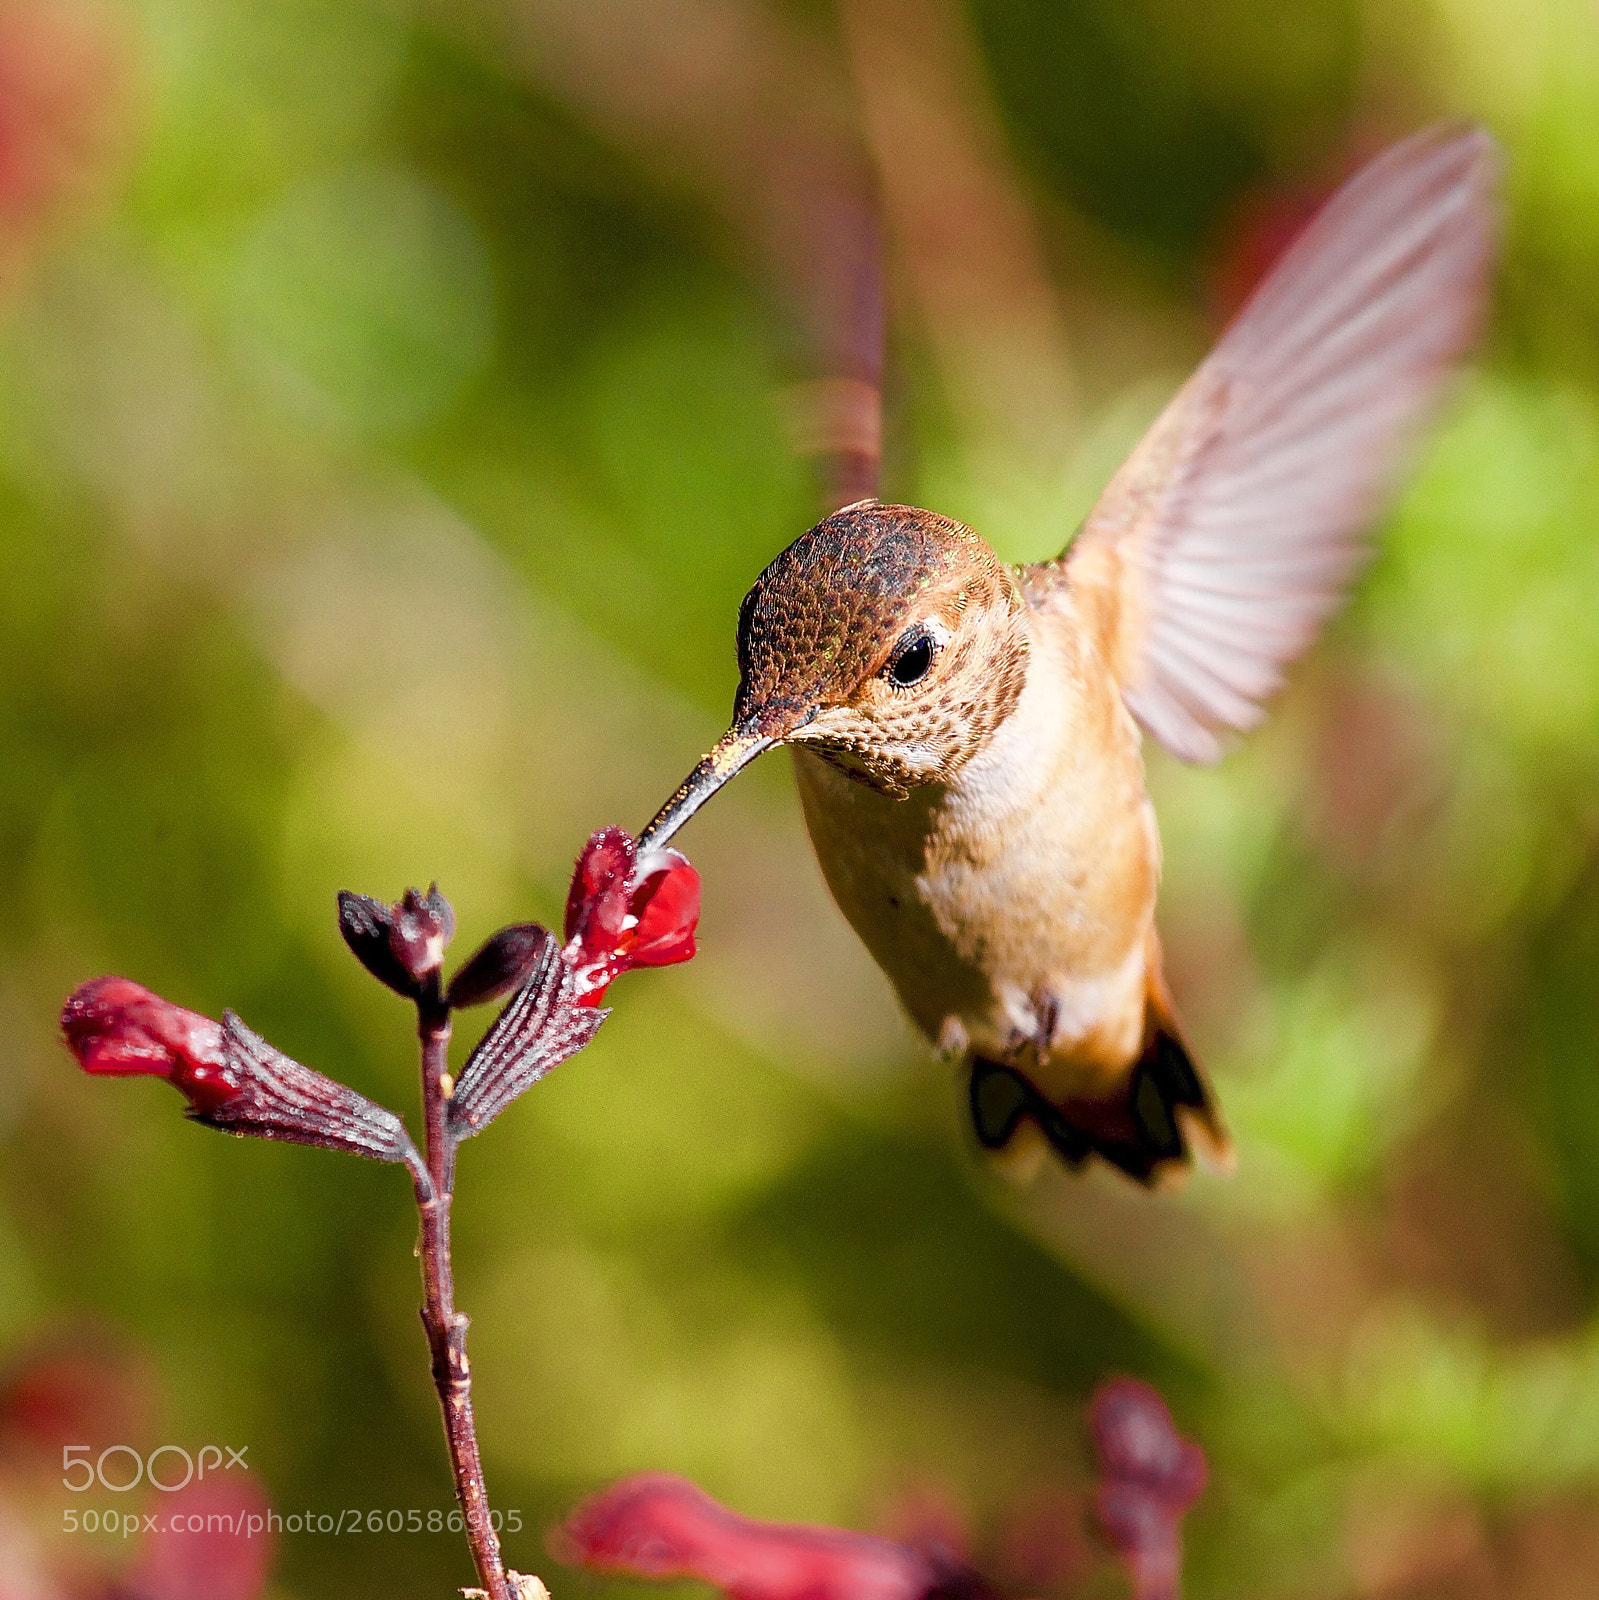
[444,827,697,1135]
[563,828,700,1003]
[61,976,238,1114]
[627,847,701,967]
[1089,1378,1206,1600]
[556,1475,950,1600]
[61,978,419,1164]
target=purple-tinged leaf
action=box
[193,1013,420,1165]
[448,942,605,1139]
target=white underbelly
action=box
[792,743,1155,1088]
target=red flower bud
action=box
[564,826,634,968]
[556,1474,943,1600]
[389,883,455,983]
[61,976,238,1114]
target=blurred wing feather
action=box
[1043,124,1498,762]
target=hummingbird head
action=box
[639,502,1030,850]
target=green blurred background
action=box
[2,0,1599,1594]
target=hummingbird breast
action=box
[793,607,1161,1096]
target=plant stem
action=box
[416,988,511,1600]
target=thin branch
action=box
[414,982,510,1600]
[64,844,697,1600]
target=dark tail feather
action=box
[968,995,1233,1188]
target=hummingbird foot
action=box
[935,1015,970,1060]
[995,994,1057,1070]
[1027,994,1060,1073]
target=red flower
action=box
[60,978,419,1163]
[123,1476,274,1600]
[0,3,129,265]
[563,829,700,1003]
[0,1343,153,1462]
[61,976,238,1114]
[556,1474,955,1600]
[1088,1378,1206,1600]
[1205,181,1323,325]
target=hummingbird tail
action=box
[968,989,1234,1187]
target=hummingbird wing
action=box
[1039,123,1498,763]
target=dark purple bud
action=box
[337,891,417,997]
[445,923,555,1010]
[388,884,455,983]
[195,1013,420,1166]
[448,940,606,1139]
[1088,1378,1206,1600]
[1090,1379,1205,1503]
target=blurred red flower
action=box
[0,1,130,291]
[555,1473,973,1600]
[0,1343,153,1466]
[119,1478,273,1600]
[557,1381,1206,1600]
[0,1343,272,1600]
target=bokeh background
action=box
[2,0,1599,1594]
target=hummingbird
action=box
[637,124,1498,1184]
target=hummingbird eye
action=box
[886,628,937,689]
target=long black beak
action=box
[636,728,775,851]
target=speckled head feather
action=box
[637,501,1028,848]
[734,502,1009,733]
